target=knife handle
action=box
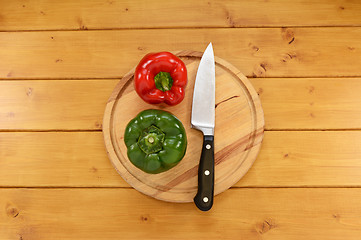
[194,135,214,211]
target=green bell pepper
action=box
[124,109,187,174]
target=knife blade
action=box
[191,43,215,211]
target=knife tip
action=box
[206,42,213,53]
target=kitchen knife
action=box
[191,43,215,211]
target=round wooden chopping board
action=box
[103,50,264,202]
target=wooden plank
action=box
[0,0,361,30]
[1,131,361,187]
[242,131,361,187]
[1,78,361,131]
[2,188,361,239]
[0,80,117,130]
[0,28,360,79]
[0,132,122,187]
[250,78,361,130]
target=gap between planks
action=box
[1,25,361,33]
[3,76,361,81]
[1,186,361,189]
[1,129,361,133]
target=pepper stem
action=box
[138,125,165,154]
[154,72,173,92]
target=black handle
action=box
[194,135,214,211]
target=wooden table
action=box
[1,1,361,239]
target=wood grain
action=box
[250,78,361,130]
[1,78,361,130]
[0,80,117,130]
[0,0,360,30]
[103,52,264,202]
[1,131,361,187]
[2,188,361,240]
[1,28,361,79]
[242,131,361,187]
[0,132,121,187]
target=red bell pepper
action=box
[134,52,187,105]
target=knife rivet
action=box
[206,144,211,150]
[203,197,209,203]
[204,170,210,176]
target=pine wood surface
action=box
[0,0,360,30]
[0,28,361,79]
[1,131,361,188]
[2,188,361,240]
[1,0,361,239]
[1,78,361,130]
